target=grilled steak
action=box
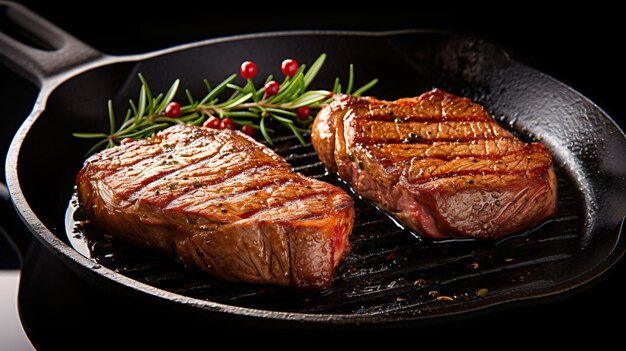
[77,125,353,289]
[312,89,557,239]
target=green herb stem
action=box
[76,53,377,156]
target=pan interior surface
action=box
[12,31,625,322]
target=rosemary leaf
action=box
[334,83,342,94]
[288,123,307,145]
[123,123,169,138]
[180,105,197,114]
[200,73,237,104]
[153,117,185,124]
[353,78,379,97]
[138,74,153,106]
[217,92,253,109]
[157,79,180,113]
[275,72,304,102]
[297,75,305,96]
[180,112,200,122]
[260,116,272,145]
[189,115,205,126]
[332,77,341,94]
[291,125,311,133]
[129,99,138,122]
[185,89,195,105]
[107,100,115,135]
[226,83,246,94]
[153,93,163,111]
[271,114,294,124]
[253,89,264,102]
[122,108,133,125]
[265,108,296,117]
[73,132,109,138]
[304,53,326,88]
[137,85,147,121]
[243,79,255,93]
[346,64,354,94]
[286,90,329,109]
[231,119,254,126]
[225,111,259,118]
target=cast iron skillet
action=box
[2,1,625,329]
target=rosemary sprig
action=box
[74,53,377,156]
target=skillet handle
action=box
[0,1,103,86]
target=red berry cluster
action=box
[244,58,300,101]
[200,116,255,136]
[163,58,312,139]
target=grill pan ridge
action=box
[69,131,587,318]
[1,2,623,326]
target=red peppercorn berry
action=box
[220,118,235,130]
[164,102,181,117]
[203,116,220,129]
[281,59,299,77]
[120,137,134,145]
[240,61,257,79]
[296,106,310,120]
[241,125,255,136]
[264,80,280,97]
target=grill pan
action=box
[2,1,625,328]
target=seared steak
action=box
[77,125,353,289]
[312,89,557,239]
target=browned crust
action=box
[311,89,557,239]
[77,125,354,288]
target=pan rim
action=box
[5,29,626,325]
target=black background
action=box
[1,2,624,347]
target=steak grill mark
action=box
[311,89,557,239]
[69,133,582,315]
[77,125,354,289]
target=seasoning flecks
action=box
[407,132,422,140]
